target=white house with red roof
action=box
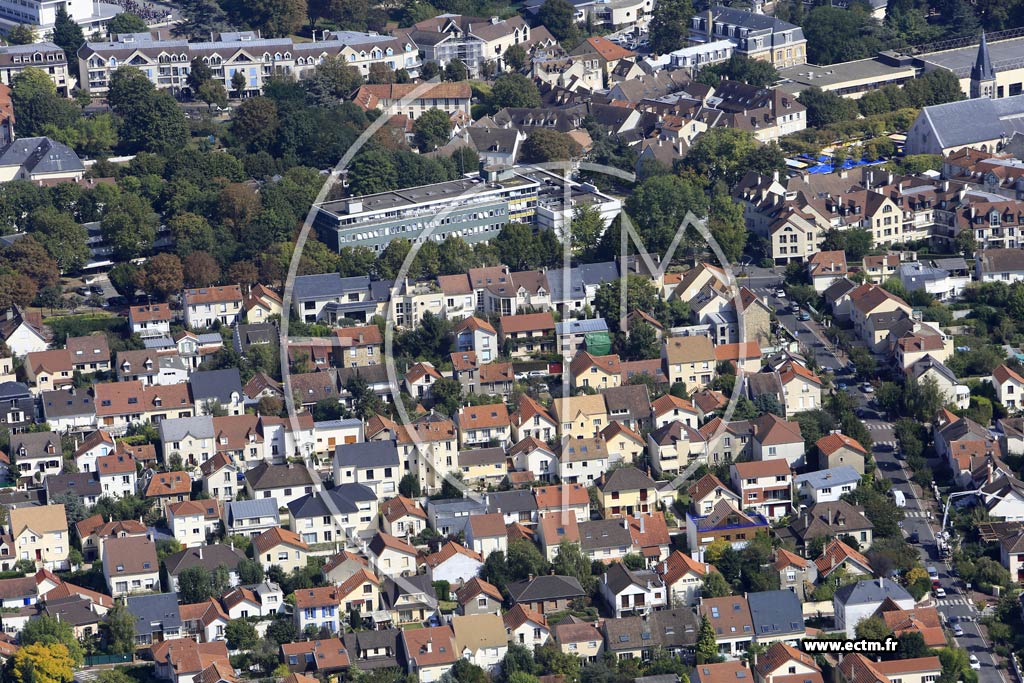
[454,316,498,362]
[421,541,484,585]
[127,303,173,337]
[380,496,427,539]
[754,642,824,683]
[779,361,823,416]
[992,364,1024,410]
[808,251,848,293]
[183,285,244,329]
[404,362,442,400]
[652,394,699,429]
[656,550,713,606]
[95,451,137,499]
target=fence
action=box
[84,653,133,666]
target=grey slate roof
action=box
[507,575,585,603]
[602,465,656,492]
[293,273,370,301]
[795,465,862,490]
[287,484,376,518]
[126,592,182,637]
[0,137,84,176]
[41,388,95,418]
[159,415,215,442]
[579,518,633,551]
[486,489,538,514]
[920,94,1024,150]
[547,262,619,302]
[233,322,277,354]
[747,589,804,637]
[458,446,506,467]
[334,440,399,468]
[603,562,663,594]
[834,578,913,606]
[601,384,651,421]
[164,544,247,576]
[225,498,280,524]
[190,368,243,404]
[245,461,316,490]
[45,473,101,501]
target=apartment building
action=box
[183,285,244,329]
[691,6,807,68]
[80,30,419,97]
[408,14,530,76]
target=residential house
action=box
[459,446,507,486]
[786,501,874,555]
[599,562,667,618]
[368,532,418,577]
[751,413,805,467]
[656,550,713,607]
[451,614,508,672]
[73,430,115,474]
[554,617,604,662]
[128,304,173,337]
[795,466,861,505]
[244,462,317,508]
[401,625,458,683]
[422,541,484,585]
[198,452,239,502]
[816,433,868,474]
[510,436,558,482]
[993,364,1024,410]
[499,312,556,358]
[688,473,741,516]
[183,285,244,329]
[125,592,182,646]
[179,599,229,643]
[382,573,437,625]
[808,251,848,293]
[455,403,511,446]
[652,394,699,429]
[686,501,770,562]
[503,604,550,650]
[454,317,499,361]
[11,431,63,482]
[253,527,308,573]
[24,349,72,393]
[103,535,159,597]
[223,499,280,539]
[598,466,657,517]
[779,362,823,416]
[466,513,509,557]
[835,579,915,638]
[67,335,111,373]
[570,352,622,390]
[279,638,350,675]
[191,369,244,416]
[455,577,503,617]
[552,394,608,439]
[509,395,557,442]
[9,504,69,570]
[747,589,804,646]
[167,500,221,549]
[507,575,586,615]
[602,421,646,464]
[293,585,342,634]
[333,440,400,498]
[151,638,229,683]
[380,496,427,539]
[557,436,608,484]
[699,595,754,656]
[76,516,146,563]
[754,642,823,683]
[730,459,793,520]
[663,335,716,393]
[162,544,247,593]
[838,654,941,683]
[143,471,192,515]
[815,539,874,582]
[774,549,814,601]
[95,452,137,500]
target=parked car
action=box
[861,383,874,393]
[934,587,946,598]
[953,625,964,637]
[798,311,810,321]
[776,288,786,297]
[970,655,981,670]
[909,531,920,544]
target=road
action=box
[871,419,1004,683]
[739,266,845,371]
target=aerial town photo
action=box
[7,0,1024,682]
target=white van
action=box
[892,490,906,508]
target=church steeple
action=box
[970,31,996,99]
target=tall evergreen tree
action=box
[649,0,694,55]
[53,7,85,79]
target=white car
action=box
[953,625,964,637]
[775,289,786,297]
[934,587,946,598]
[862,383,874,393]
[970,655,981,670]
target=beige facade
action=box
[10,504,69,570]
[663,336,716,393]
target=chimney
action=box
[425,638,433,653]
[640,514,646,534]
[706,8,714,42]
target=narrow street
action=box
[871,426,1005,683]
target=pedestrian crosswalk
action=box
[904,509,929,518]
[865,423,892,431]
[936,597,973,607]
